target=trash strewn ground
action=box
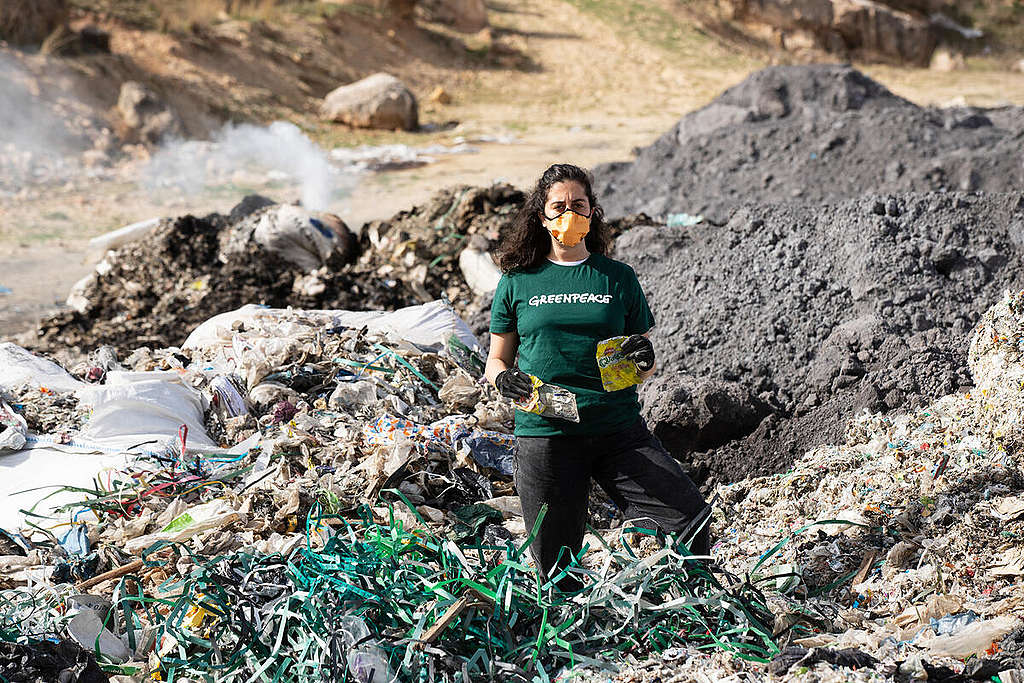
[3,61,1024,681]
[594,64,1024,225]
[562,290,1024,681]
[1,270,1023,679]
[0,297,777,681]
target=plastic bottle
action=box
[337,616,396,683]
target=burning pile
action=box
[25,184,526,355]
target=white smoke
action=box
[143,121,355,211]
[0,53,89,196]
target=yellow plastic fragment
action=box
[596,336,643,392]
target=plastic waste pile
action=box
[0,299,782,682]
[680,290,1024,681]
[4,267,1024,681]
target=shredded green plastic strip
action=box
[0,499,781,681]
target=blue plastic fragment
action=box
[665,213,704,229]
[59,524,90,556]
[309,217,334,239]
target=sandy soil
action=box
[2,0,1023,339]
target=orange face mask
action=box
[544,210,591,247]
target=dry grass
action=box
[154,0,309,31]
[0,0,69,46]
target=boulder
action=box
[0,0,68,46]
[420,0,488,33]
[320,73,419,131]
[641,373,771,456]
[726,0,939,65]
[116,82,184,146]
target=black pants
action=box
[515,419,710,581]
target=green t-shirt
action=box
[489,254,655,437]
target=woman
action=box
[485,163,710,587]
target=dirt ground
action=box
[3,0,1024,338]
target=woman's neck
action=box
[548,240,590,263]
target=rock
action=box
[641,373,771,456]
[320,73,419,131]
[419,0,488,33]
[724,0,938,65]
[1015,59,1024,74]
[116,82,183,146]
[978,248,1007,271]
[0,0,68,46]
[429,85,452,105]
[930,48,965,71]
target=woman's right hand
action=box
[495,368,533,400]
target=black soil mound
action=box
[617,191,1024,484]
[594,64,1024,224]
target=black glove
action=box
[621,334,655,371]
[495,368,533,400]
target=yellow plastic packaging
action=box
[596,336,643,392]
[514,374,580,422]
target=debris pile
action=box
[2,286,1020,680]
[701,289,1024,680]
[24,185,524,354]
[616,190,1024,483]
[0,299,779,681]
[595,65,1024,224]
[3,217,1024,679]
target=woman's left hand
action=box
[621,334,655,372]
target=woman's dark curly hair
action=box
[498,163,611,272]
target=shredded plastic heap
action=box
[698,290,1024,681]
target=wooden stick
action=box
[415,591,492,649]
[75,559,144,591]
[850,551,879,590]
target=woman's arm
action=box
[485,332,520,386]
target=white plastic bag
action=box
[928,616,1019,658]
[0,343,86,393]
[225,204,349,271]
[182,300,480,354]
[77,371,215,449]
[124,499,240,553]
[0,402,28,453]
[458,247,501,296]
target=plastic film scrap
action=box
[0,504,778,683]
[514,375,580,423]
[596,336,643,392]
